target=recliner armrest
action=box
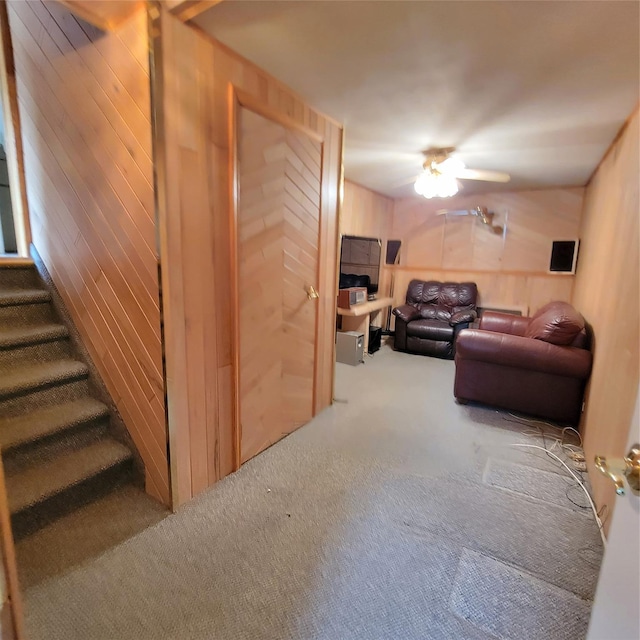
[393,304,420,323]
[450,310,477,325]
[479,312,530,336]
[455,329,592,379]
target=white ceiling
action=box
[195,1,640,199]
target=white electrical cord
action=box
[511,443,606,546]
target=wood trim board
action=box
[0,0,30,256]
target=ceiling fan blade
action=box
[454,168,511,183]
[389,173,422,189]
[435,209,474,216]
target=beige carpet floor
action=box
[17,344,603,639]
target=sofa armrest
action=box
[450,309,477,325]
[393,304,420,323]
[479,312,529,336]
[456,329,592,379]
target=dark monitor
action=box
[549,240,579,274]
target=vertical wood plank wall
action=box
[572,110,639,529]
[153,9,342,506]
[390,188,585,315]
[8,0,170,504]
[341,180,393,240]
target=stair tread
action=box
[0,359,88,398]
[7,439,132,513]
[0,323,68,348]
[0,260,35,267]
[0,289,50,307]
[0,398,109,451]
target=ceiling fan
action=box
[436,206,505,235]
[414,147,510,198]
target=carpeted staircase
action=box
[0,262,138,539]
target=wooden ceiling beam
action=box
[165,0,224,22]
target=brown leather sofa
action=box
[454,301,592,425]
[393,280,478,359]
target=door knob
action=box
[594,444,640,496]
[306,285,319,300]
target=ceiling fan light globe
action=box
[414,171,459,199]
[437,157,465,174]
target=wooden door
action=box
[237,106,322,463]
[586,387,640,640]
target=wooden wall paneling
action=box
[0,0,30,256]
[17,83,170,496]
[23,112,169,502]
[153,8,342,503]
[389,267,574,319]
[500,189,584,272]
[22,15,165,384]
[442,216,475,270]
[391,196,445,268]
[33,2,155,212]
[572,110,639,531]
[340,180,393,240]
[153,10,229,500]
[151,6,219,504]
[67,17,154,157]
[13,3,157,275]
[10,0,169,504]
[390,187,584,314]
[55,0,143,31]
[11,37,161,376]
[340,180,393,302]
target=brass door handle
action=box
[595,456,626,495]
[306,285,319,300]
[594,444,640,496]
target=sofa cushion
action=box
[407,280,440,305]
[525,301,585,346]
[406,319,454,341]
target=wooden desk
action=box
[337,296,393,354]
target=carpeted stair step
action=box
[7,439,133,539]
[0,323,71,367]
[0,359,88,401]
[0,398,110,455]
[0,263,41,289]
[0,289,50,306]
[0,289,54,324]
[0,323,68,348]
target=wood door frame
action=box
[229,86,325,469]
[0,453,24,639]
[0,0,31,258]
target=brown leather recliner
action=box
[454,301,592,425]
[393,280,478,359]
